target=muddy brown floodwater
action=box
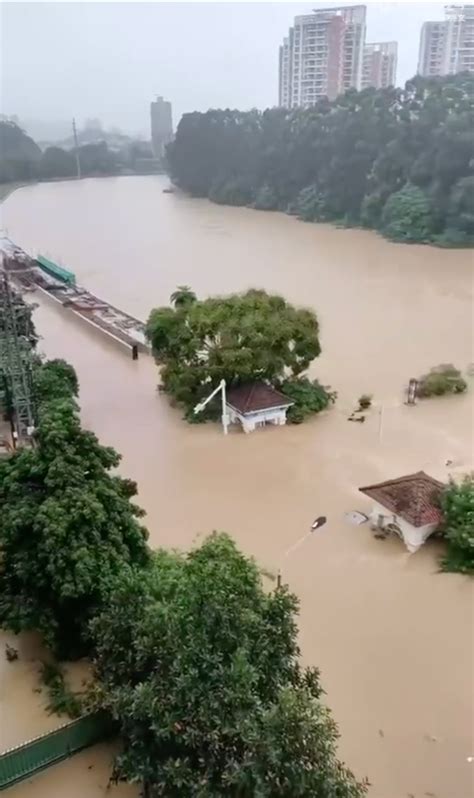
[1,177,473,798]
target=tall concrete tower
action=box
[150,96,173,160]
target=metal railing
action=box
[0,711,113,791]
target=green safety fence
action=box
[0,711,114,791]
[36,255,76,286]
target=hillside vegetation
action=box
[0,121,41,182]
[0,121,158,184]
[167,74,474,247]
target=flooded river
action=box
[1,177,473,798]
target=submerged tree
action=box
[91,533,367,797]
[146,288,330,421]
[441,475,474,574]
[0,361,149,657]
[417,364,467,398]
[34,358,79,400]
[381,184,434,243]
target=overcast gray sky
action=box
[1,2,446,136]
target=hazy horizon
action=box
[2,2,446,139]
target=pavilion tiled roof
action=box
[359,471,445,528]
[226,382,293,415]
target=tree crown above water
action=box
[146,288,325,419]
[91,532,368,797]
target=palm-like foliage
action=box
[170,285,197,309]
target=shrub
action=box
[35,358,79,401]
[417,364,467,398]
[447,176,474,239]
[209,176,254,206]
[295,184,326,222]
[358,393,373,410]
[39,661,84,719]
[382,184,434,242]
[441,475,474,574]
[253,184,278,210]
[279,377,336,424]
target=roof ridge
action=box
[245,382,257,413]
[359,471,445,528]
[359,471,444,492]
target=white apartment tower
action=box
[362,42,398,89]
[418,5,474,77]
[279,5,367,108]
[278,30,294,107]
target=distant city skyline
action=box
[2,3,447,136]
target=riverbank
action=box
[0,181,32,204]
[167,77,474,249]
[0,172,164,208]
[1,176,473,798]
[176,188,474,249]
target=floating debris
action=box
[345,511,369,526]
[5,644,18,662]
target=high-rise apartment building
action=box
[362,41,397,89]
[278,30,293,107]
[278,5,367,108]
[418,21,448,76]
[418,5,474,77]
[150,96,173,160]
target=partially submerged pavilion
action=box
[359,471,445,552]
[226,382,293,433]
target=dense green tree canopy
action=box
[146,289,328,420]
[0,360,149,657]
[0,121,41,182]
[441,475,474,574]
[382,184,434,242]
[0,121,123,183]
[167,74,474,246]
[91,533,367,797]
[35,358,79,400]
[40,146,76,179]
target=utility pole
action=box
[276,516,327,588]
[193,379,228,434]
[72,117,81,179]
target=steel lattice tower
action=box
[0,273,36,445]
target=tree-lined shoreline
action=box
[167,74,474,248]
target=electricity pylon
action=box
[0,273,36,446]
